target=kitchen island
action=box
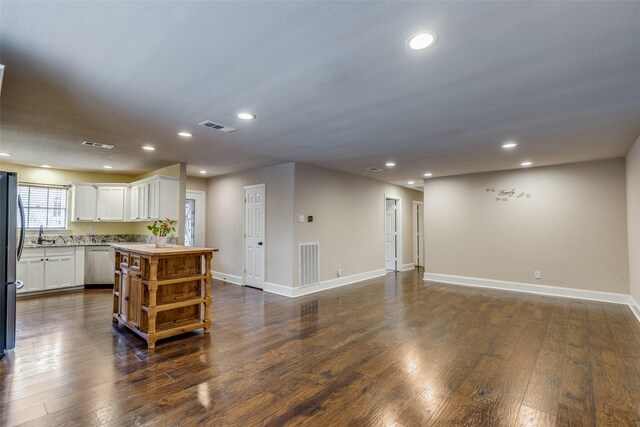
[112,243,218,348]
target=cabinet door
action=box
[16,257,45,293]
[126,272,142,328]
[120,270,129,321]
[129,186,140,220]
[72,185,97,221]
[148,180,160,220]
[138,183,149,220]
[44,255,75,289]
[97,187,126,221]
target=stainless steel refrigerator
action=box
[1,171,25,358]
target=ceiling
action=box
[1,2,640,188]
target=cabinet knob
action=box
[76,217,80,220]
[40,259,44,261]
[98,218,101,220]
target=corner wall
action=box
[206,163,295,287]
[294,163,423,287]
[627,138,640,305]
[423,158,630,294]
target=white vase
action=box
[155,235,167,248]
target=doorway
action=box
[244,184,266,289]
[413,201,424,267]
[185,190,205,247]
[385,198,398,271]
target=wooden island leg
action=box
[147,257,159,348]
[203,253,212,333]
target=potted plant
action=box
[147,218,177,248]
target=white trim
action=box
[263,281,295,297]
[185,190,206,247]
[424,272,634,306]
[630,296,640,324]
[264,269,387,298]
[212,271,243,286]
[412,201,424,267]
[400,263,415,272]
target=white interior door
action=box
[185,190,206,247]
[244,184,265,289]
[385,199,397,271]
[414,202,425,267]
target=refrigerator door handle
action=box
[17,194,25,261]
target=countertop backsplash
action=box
[23,234,177,248]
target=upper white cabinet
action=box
[130,177,178,221]
[71,184,97,221]
[96,186,127,221]
[70,176,178,223]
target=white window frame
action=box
[18,184,69,230]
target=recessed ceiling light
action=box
[424,172,433,177]
[41,165,51,168]
[521,161,533,167]
[103,165,113,169]
[237,112,256,120]
[385,162,396,167]
[407,32,437,50]
[0,152,11,157]
[178,131,193,138]
[199,170,207,174]
[408,181,416,185]
[142,145,156,151]
[502,142,518,149]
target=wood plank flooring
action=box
[1,269,639,426]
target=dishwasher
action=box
[85,246,115,287]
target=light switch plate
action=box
[298,215,305,223]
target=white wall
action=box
[627,137,640,303]
[206,163,295,287]
[294,163,423,286]
[423,159,630,294]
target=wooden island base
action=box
[111,244,217,348]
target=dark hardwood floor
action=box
[1,269,639,426]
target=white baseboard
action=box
[212,271,243,286]
[263,281,295,297]
[630,296,640,324]
[264,269,387,298]
[400,263,415,272]
[424,272,634,306]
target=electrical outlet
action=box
[534,271,541,279]
[298,215,305,223]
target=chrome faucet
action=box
[37,225,54,245]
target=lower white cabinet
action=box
[17,247,83,294]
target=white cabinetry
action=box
[16,249,45,292]
[71,184,97,221]
[96,186,126,221]
[70,175,178,223]
[17,247,79,294]
[129,177,178,221]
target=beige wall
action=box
[423,159,630,294]
[206,163,295,287]
[186,176,208,192]
[627,137,640,303]
[294,163,423,285]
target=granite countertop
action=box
[22,234,158,249]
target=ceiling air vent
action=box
[198,120,237,133]
[366,167,383,172]
[82,141,114,149]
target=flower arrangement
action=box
[147,218,177,247]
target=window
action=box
[18,184,68,229]
[184,198,196,247]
